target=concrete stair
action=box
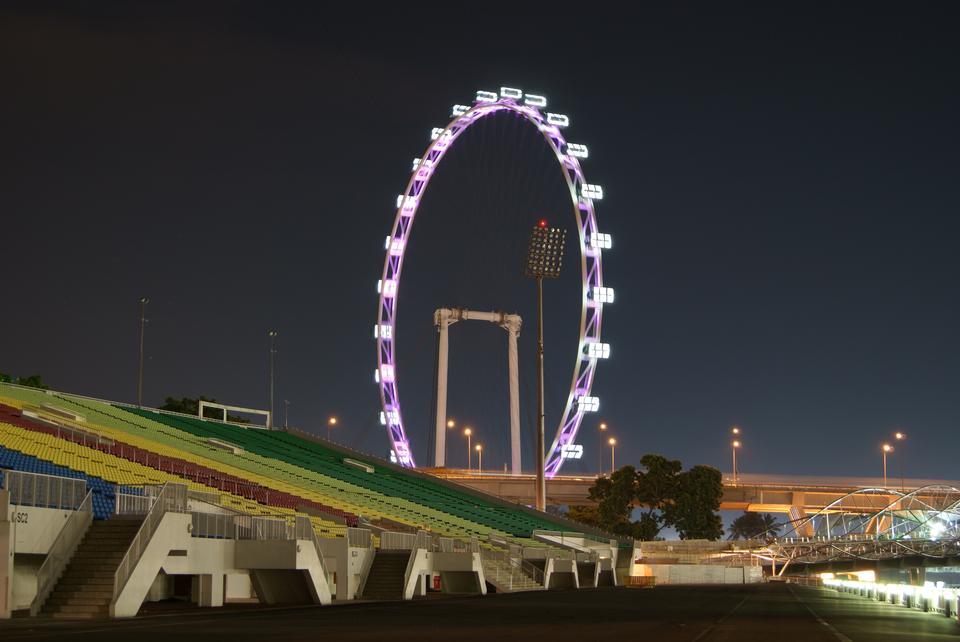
[41,517,144,619]
[481,557,544,592]
[360,551,410,600]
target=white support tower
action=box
[433,308,523,474]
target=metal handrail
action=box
[480,546,544,590]
[115,491,153,515]
[30,490,93,616]
[114,483,188,599]
[2,469,87,511]
[347,527,372,548]
[380,531,417,550]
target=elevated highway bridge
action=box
[424,469,960,513]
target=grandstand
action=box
[0,382,627,619]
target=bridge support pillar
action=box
[908,567,925,586]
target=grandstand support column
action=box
[197,573,225,608]
[0,489,11,619]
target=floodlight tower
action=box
[525,219,566,511]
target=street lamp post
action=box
[137,297,149,407]
[284,400,290,429]
[608,437,616,472]
[598,422,607,475]
[731,427,742,485]
[476,444,483,475]
[524,220,566,511]
[327,416,337,441]
[268,331,278,428]
[894,431,906,491]
[732,440,741,485]
[464,427,472,471]
[882,443,894,488]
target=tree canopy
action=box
[566,454,724,541]
[160,396,249,424]
[0,373,50,389]
[727,512,781,540]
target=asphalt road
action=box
[1,583,957,641]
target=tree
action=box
[565,505,602,528]
[1,373,49,389]
[668,465,724,540]
[635,454,682,540]
[727,512,780,540]
[564,455,726,541]
[160,396,249,423]
[587,465,639,536]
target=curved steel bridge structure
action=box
[762,484,960,572]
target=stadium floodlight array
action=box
[524,224,566,280]
[375,87,612,476]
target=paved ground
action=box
[1,583,958,641]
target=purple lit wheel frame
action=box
[376,94,609,477]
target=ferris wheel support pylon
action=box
[433,308,523,474]
[376,87,614,480]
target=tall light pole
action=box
[732,440,741,485]
[327,416,337,441]
[882,443,894,488]
[137,297,149,407]
[284,400,290,429]
[524,220,566,511]
[608,437,617,473]
[598,422,608,475]
[894,431,907,491]
[475,444,483,475]
[730,427,742,485]
[464,427,472,471]
[268,330,278,428]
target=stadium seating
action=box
[0,416,344,537]
[0,383,591,544]
[0,445,134,519]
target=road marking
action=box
[787,584,852,642]
[691,591,751,641]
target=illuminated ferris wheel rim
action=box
[375,87,614,477]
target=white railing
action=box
[114,483,188,598]
[434,535,480,554]
[480,547,544,590]
[191,512,238,539]
[30,490,93,616]
[2,469,86,511]
[186,489,222,506]
[115,491,153,515]
[347,527,372,549]
[380,531,417,550]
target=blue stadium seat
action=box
[0,445,140,519]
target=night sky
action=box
[2,3,959,481]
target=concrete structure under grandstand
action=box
[0,382,657,619]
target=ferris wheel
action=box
[375,87,614,478]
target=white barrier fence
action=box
[824,578,960,619]
[2,469,87,511]
[380,531,417,550]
